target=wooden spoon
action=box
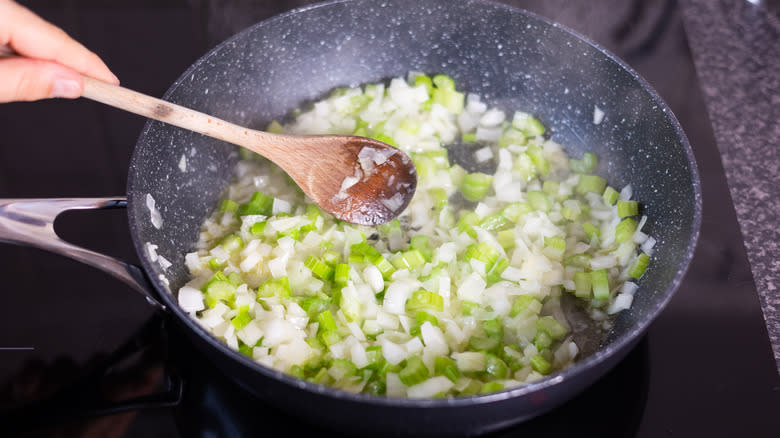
[83,77,417,226]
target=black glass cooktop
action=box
[0,1,777,437]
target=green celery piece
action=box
[237,191,274,216]
[484,353,509,379]
[257,277,291,298]
[399,356,430,386]
[512,112,545,137]
[617,200,639,218]
[249,221,266,236]
[364,345,387,371]
[305,255,334,280]
[317,309,339,332]
[501,202,532,222]
[534,330,553,350]
[530,354,552,375]
[434,356,460,383]
[220,234,243,253]
[615,218,638,243]
[582,222,600,240]
[510,295,541,317]
[573,271,592,299]
[458,379,483,396]
[460,172,493,202]
[480,381,505,394]
[410,235,433,261]
[468,335,501,353]
[569,152,598,174]
[414,74,434,95]
[428,188,449,209]
[480,214,509,231]
[628,253,651,279]
[301,296,330,318]
[481,318,503,339]
[565,253,592,268]
[536,316,568,340]
[334,263,350,287]
[513,153,537,182]
[591,269,610,300]
[486,258,509,284]
[407,290,444,313]
[527,190,551,212]
[461,300,480,316]
[413,154,437,179]
[231,305,252,330]
[603,186,619,205]
[576,175,607,195]
[219,199,238,214]
[542,180,560,199]
[497,230,516,251]
[319,329,341,347]
[362,380,386,395]
[498,127,526,148]
[432,74,456,90]
[526,145,550,176]
[457,211,480,237]
[330,359,358,380]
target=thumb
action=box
[0,57,84,103]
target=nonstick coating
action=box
[126,0,701,436]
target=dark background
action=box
[0,0,777,437]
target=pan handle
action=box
[0,197,165,311]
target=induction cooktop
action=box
[0,1,777,437]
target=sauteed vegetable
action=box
[175,73,654,397]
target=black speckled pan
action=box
[0,0,701,436]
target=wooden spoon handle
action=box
[82,77,268,149]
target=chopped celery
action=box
[237,191,274,216]
[573,271,592,299]
[615,218,638,243]
[305,256,334,280]
[617,200,639,218]
[569,152,598,174]
[512,112,545,137]
[530,354,552,375]
[603,186,619,205]
[501,202,532,222]
[536,316,568,340]
[485,353,509,379]
[576,175,607,195]
[591,269,610,300]
[334,263,350,287]
[257,277,291,298]
[460,172,493,202]
[231,305,252,330]
[406,290,444,313]
[528,190,551,212]
[628,253,651,279]
[399,356,429,386]
[434,356,460,383]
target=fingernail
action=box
[50,78,82,98]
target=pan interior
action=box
[127,0,699,380]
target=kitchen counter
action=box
[680,0,780,371]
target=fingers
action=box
[0,56,83,102]
[0,0,119,87]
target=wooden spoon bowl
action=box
[82,77,417,226]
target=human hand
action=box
[0,0,119,103]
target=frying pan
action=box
[0,0,701,436]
